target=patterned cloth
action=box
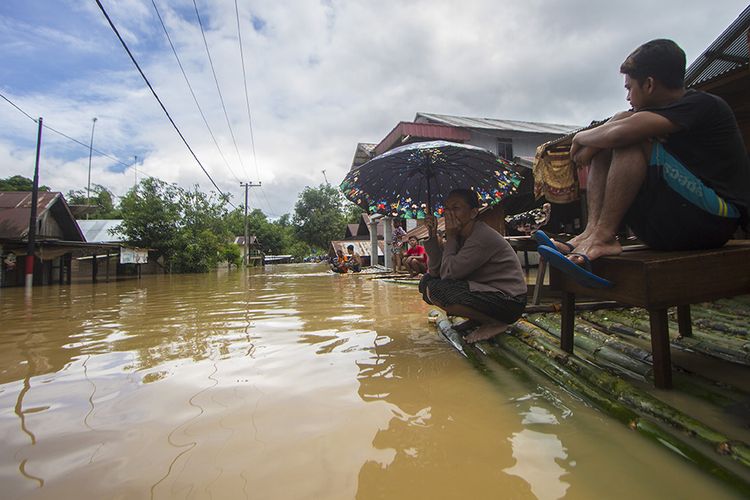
[532,143,579,203]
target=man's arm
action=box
[573,111,680,151]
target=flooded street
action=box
[0,264,742,499]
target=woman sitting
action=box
[419,189,527,343]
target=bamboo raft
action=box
[428,296,750,495]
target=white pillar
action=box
[383,216,393,271]
[369,221,379,268]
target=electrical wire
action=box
[2,90,133,169]
[94,0,234,207]
[234,0,261,183]
[151,0,243,184]
[192,0,250,183]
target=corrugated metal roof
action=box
[351,142,378,168]
[330,239,385,257]
[77,219,126,243]
[416,112,581,135]
[685,5,750,87]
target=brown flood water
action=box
[0,264,743,499]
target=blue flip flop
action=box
[537,245,614,289]
[533,230,575,254]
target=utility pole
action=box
[321,169,329,185]
[26,117,43,292]
[240,181,261,266]
[86,117,98,209]
[133,155,138,189]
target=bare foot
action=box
[465,322,508,343]
[452,318,480,333]
[569,234,622,265]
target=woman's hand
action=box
[444,210,459,239]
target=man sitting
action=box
[543,39,750,275]
[404,236,428,277]
[345,244,362,273]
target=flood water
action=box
[0,264,743,499]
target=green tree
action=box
[118,178,182,264]
[343,202,365,224]
[293,184,347,251]
[118,179,235,273]
[0,175,50,192]
[66,184,121,219]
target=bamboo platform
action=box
[429,296,750,495]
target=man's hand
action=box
[570,137,601,166]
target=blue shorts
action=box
[624,143,739,250]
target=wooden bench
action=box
[547,241,750,389]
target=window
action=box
[497,139,513,160]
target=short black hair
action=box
[620,39,686,89]
[347,244,354,251]
[446,189,481,209]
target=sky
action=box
[0,0,747,217]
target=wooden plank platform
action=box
[548,241,750,389]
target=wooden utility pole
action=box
[240,181,261,266]
[26,117,43,291]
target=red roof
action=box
[373,122,471,156]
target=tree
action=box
[292,184,347,251]
[0,175,50,192]
[66,184,121,219]
[343,202,365,224]
[118,178,182,263]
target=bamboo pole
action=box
[508,321,750,469]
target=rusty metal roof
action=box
[416,112,581,135]
[685,5,750,88]
[373,121,472,156]
[0,191,84,241]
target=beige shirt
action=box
[423,221,527,297]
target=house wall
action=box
[39,211,65,239]
[468,130,567,159]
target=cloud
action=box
[1,0,748,216]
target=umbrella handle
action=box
[426,176,432,216]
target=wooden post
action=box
[561,291,575,353]
[649,308,673,389]
[677,305,692,337]
[105,251,110,282]
[92,255,98,284]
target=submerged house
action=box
[0,191,86,286]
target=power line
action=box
[150,0,243,184]
[2,90,132,169]
[234,0,261,183]
[94,0,234,207]
[192,0,250,182]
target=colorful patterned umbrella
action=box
[340,140,522,219]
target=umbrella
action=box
[340,140,522,219]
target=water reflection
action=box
[0,265,744,499]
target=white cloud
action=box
[1,0,748,215]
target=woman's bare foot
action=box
[465,322,508,343]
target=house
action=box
[234,235,263,266]
[0,191,91,287]
[684,4,749,152]
[353,112,580,168]
[76,219,162,279]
